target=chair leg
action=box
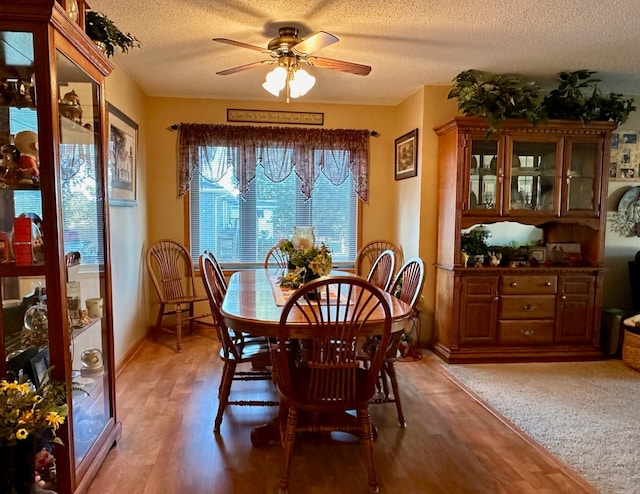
[188,302,195,334]
[278,406,298,494]
[357,406,379,494]
[153,304,165,341]
[214,360,236,432]
[385,361,406,427]
[175,303,183,352]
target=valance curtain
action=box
[177,123,370,201]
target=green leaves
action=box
[449,69,636,133]
[448,70,540,135]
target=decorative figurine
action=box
[59,89,82,125]
[1,143,19,185]
[14,130,40,187]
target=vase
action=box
[0,438,37,494]
[291,226,315,250]
[302,268,320,299]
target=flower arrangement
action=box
[0,375,68,446]
[277,239,332,289]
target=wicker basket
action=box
[622,316,640,372]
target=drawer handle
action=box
[544,282,552,287]
[523,304,536,312]
[521,328,535,337]
[510,282,518,288]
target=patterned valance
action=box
[177,123,370,201]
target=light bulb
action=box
[289,68,315,98]
[262,66,287,96]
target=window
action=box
[189,150,359,267]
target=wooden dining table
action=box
[220,268,413,338]
[220,268,414,446]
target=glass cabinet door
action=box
[468,137,499,213]
[56,50,111,465]
[0,31,47,396]
[509,139,558,213]
[564,139,601,215]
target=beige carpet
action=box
[441,358,640,494]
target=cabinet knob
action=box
[523,304,536,312]
[510,282,518,288]
[521,328,534,337]
[545,282,552,287]
[561,294,567,301]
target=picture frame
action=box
[394,129,418,180]
[529,247,546,263]
[610,130,640,182]
[30,347,50,388]
[107,103,138,206]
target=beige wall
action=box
[104,60,640,367]
[104,61,149,367]
[144,97,403,246]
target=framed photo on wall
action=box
[107,103,138,206]
[394,128,418,180]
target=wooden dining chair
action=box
[273,276,392,494]
[203,249,227,294]
[146,239,213,352]
[264,244,290,270]
[355,240,403,277]
[375,257,425,427]
[366,249,395,291]
[199,253,277,432]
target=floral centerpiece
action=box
[276,238,333,289]
[0,376,68,446]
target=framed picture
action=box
[610,131,640,182]
[394,129,418,180]
[529,247,546,263]
[30,347,50,388]
[107,103,138,206]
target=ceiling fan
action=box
[213,27,371,100]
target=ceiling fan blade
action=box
[306,56,371,76]
[291,31,338,56]
[216,60,274,75]
[213,38,270,54]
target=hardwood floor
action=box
[85,330,598,494]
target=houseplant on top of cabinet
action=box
[447,69,541,135]
[448,69,635,134]
[85,11,139,57]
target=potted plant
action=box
[537,70,635,126]
[447,69,540,135]
[85,11,139,58]
[448,69,636,132]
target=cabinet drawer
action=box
[501,275,557,295]
[500,295,556,319]
[499,320,554,345]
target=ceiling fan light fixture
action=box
[289,67,315,98]
[262,66,287,96]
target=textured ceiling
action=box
[88,0,640,106]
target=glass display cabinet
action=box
[434,117,615,363]
[0,2,120,492]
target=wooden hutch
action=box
[433,117,615,363]
[0,1,121,492]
